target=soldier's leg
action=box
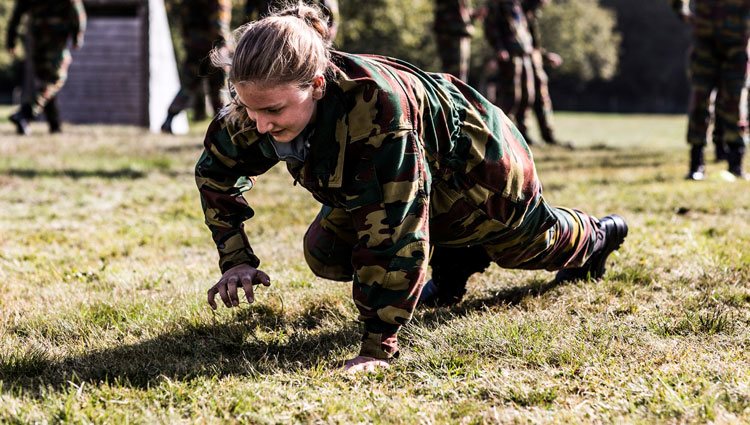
[686,38,720,180]
[496,56,524,120]
[303,205,358,281]
[482,196,627,282]
[435,33,464,81]
[30,44,71,117]
[193,81,208,122]
[162,46,203,133]
[206,60,228,116]
[44,96,62,133]
[710,88,727,161]
[531,51,558,145]
[11,43,70,135]
[516,55,536,145]
[716,43,750,177]
[420,245,492,306]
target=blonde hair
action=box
[212,2,332,88]
[211,2,333,125]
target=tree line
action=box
[0,0,689,112]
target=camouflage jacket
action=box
[672,0,750,43]
[6,0,86,50]
[484,0,533,56]
[196,51,549,359]
[174,0,232,48]
[433,0,474,36]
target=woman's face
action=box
[234,77,325,143]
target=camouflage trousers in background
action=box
[516,50,556,144]
[167,45,227,117]
[303,197,598,286]
[496,54,535,140]
[28,38,72,117]
[435,33,471,83]
[687,37,749,148]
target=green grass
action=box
[1,107,749,423]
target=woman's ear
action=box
[312,75,326,100]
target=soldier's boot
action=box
[419,245,492,307]
[727,144,747,179]
[686,145,706,181]
[555,215,628,283]
[161,112,176,134]
[9,104,33,136]
[44,99,62,134]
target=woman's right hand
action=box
[207,264,271,310]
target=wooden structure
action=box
[55,0,187,133]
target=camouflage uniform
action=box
[245,0,339,38]
[162,0,231,133]
[484,0,536,144]
[196,51,612,360]
[6,0,86,134]
[521,0,559,145]
[672,0,750,177]
[433,0,474,82]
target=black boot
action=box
[44,98,62,134]
[555,215,628,283]
[727,144,747,179]
[419,245,492,307]
[9,104,33,136]
[686,145,706,181]
[161,112,176,134]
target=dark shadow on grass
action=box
[0,304,359,394]
[412,277,565,328]
[4,167,147,180]
[2,278,569,395]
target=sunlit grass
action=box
[1,107,748,423]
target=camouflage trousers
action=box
[687,36,749,147]
[28,40,72,117]
[167,45,227,117]
[495,54,535,138]
[435,33,471,83]
[303,197,598,284]
[516,50,556,144]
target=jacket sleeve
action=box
[345,130,431,360]
[195,118,279,273]
[6,1,29,50]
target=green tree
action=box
[538,0,621,81]
[339,0,439,72]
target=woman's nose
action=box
[254,115,273,133]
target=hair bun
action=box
[278,3,332,45]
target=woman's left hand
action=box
[343,356,390,373]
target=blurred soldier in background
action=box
[433,0,477,82]
[161,0,232,134]
[521,0,569,147]
[6,0,86,135]
[672,0,750,180]
[245,0,339,39]
[484,0,536,144]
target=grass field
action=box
[1,108,748,423]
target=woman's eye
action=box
[267,108,281,114]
